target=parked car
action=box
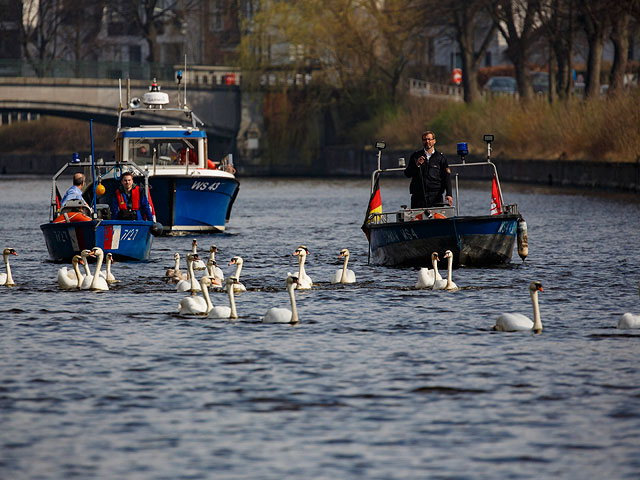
[531,72,549,94]
[484,76,517,95]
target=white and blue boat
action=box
[96,76,239,235]
[362,137,528,268]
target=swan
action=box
[57,255,84,290]
[80,249,93,278]
[206,258,224,286]
[208,245,224,281]
[438,250,458,291]
[493,281,544,333]
[191,239,207,271]
[208,277,240,319]
[226,256,247,292]
[415,252,443,288]
[290,245,313,289]
[165,252,187,283]
[0,248,17,286]
[430,253,448,290]
[330,248,356,284]
[178,275,215,315]
[84,247,109,291]
[105,253,119,284]
[262,275,300,324]
[176,253,202,292]
[618,281,640,329]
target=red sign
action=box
[452,68,462,85]
[225,73,236,85]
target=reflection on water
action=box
[1,177,640,479]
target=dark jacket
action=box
[404,148,452,200]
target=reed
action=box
[379,91,640,162]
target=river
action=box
[1,176,639,479]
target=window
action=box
[209,0,223,32]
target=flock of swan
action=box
[2,244,640,329]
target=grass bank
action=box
[373,89,640,162]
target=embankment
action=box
[1,149,638,192]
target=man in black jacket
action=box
[404,130,453,208]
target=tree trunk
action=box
[585,33,604,98]
[609,12,630,95]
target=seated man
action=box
[111,172,155,221]
[60,173,89,209]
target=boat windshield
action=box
[127,138,203,167]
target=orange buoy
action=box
[53,212,91,223]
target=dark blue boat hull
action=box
[41,220,154,262]
[366,214,518,267]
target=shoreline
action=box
[1,150,638,192]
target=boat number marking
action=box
[400,228,418,241]
[191,180,221,191]
[379,228,417,243]
[54,230,69,242]
[121,228,139,241]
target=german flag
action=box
[361,174,382,239]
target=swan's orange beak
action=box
[537,285,544,292]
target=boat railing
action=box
[49,158,150,222]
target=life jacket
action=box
[116,186,141,212]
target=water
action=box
[1,176,639,479]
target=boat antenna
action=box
[183,54,188,108]
[118,78,123,111]
[90,119,97,212]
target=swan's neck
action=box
[106,259,112,278]
[432,257,439,278]
[188,259,198,291]
[207,264,215,277]
[174,256,180,271]
[298,255,307,278]
[228,285,237,319]
[202,282,213,312]
[83,258,91,276]
[4,254,13,285]
[340,256,349,283]
[531,290,542,333]
[73,261,83,288]
[209,251,216,262]
[91,253,104,288]
[234,262,243,279]
[445,256,453,288]
[288,282,298,323]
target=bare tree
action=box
[579,0,610,99]
[446,0,498,103]
[19,0,67,76]
[607,0,639,95]
[489,0,538,102]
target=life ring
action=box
[53,212,91,223]
[433,213,446,219]
[207,159,217,169]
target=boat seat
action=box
[94,204,112,220]
[60,199,92,217]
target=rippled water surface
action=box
[1,176,639,479]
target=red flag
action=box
[490,174,502,215]
[362,175,382,239]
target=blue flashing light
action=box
[71,152,80,163]
[457,142,469,157]
[177,70,183,81]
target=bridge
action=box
[0,77,242,154]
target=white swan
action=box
[331,248,356,284]
[493,281,544,333]
[226,256,247,292]
[105,253,119,284]
[290,245,313,289]
[618,281,640,329]
[0,248,17,286]
[208,245,224,281]
[165,252,187,283]
[84,247,109,291]
[415,252,443,288]
[439,250,458,291]
[262,275,300,324]
[176,253,202,292]
[178,275,215,315]
[57,255,84,290]
[191,239,207,271]
[206,258,225,286]
[208,277,240,319]
[431,253,448,290]
[80,249,93,278]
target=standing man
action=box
[404,130,453,208]
[111,172,155,221]
[60,173,89,207]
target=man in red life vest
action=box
[111,172,155,221]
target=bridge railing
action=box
[0,59,175,81]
